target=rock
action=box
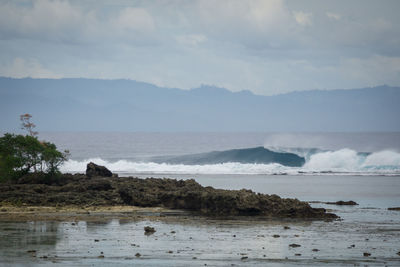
[144,226,156,235]
[0,175,338,219]
[167,250,173,254]
[295,253,301,256]
[98,255,104,258]
[135,253,141,258]
[272,235,280,238]
[363,252,371,257]
[241,256,248,260]
[312,249,319,252]
[94,239,99,242]
[86,162,113,178]
[289,244,301,248]
[283,226,290,230]
[170,231,176,234]
[388,207,400,211]
[325,200,358,205]
[397,251,400,256]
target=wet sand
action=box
[0,205,181,222]
[0,204,400,266]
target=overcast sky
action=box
[0,0,399,95]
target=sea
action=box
[1,132,400,266]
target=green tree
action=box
[0,115,68,182]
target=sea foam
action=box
[60,148,400,176]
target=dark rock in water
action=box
[388,207,400,211]
[289,244,301,248]
[325,200,358,205]
[135,253,141,258]
[144,226,156,235]
[283,226,290,230]
[295,253,301,256]
[312,249,319,252]
[241,256,248,260]
[272,235,280,238]
[86,162,112,178]
[363,252,371,257]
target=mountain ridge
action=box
[1,77,399,132]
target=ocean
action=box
[39,132,400,176]
[1,132,400,266]
[43,131,400,207]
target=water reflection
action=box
[0,208,399,266]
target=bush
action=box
[0,133,68,182]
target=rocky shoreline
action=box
[0,171,337,220]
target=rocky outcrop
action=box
[0,174,337,219]
[86,162,113,178]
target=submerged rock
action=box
[144,226,156,235]
[325,200,358,205]
[86,162,113,178]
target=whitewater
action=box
[60,148,400,176]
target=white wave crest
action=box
[304,149,400,172]
[363,150,400,167]
[60,159,288,175]
[60,149,400,176]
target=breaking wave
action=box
[60,147,400,176]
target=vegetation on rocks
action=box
[0,114,68,182]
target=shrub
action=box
[0,135,68,182]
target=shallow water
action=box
[1,174,400,266]
[1,206,400,266]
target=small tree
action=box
[20,113,38,137]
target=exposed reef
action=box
[0,171,337,219]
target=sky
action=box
[0,0,400,95]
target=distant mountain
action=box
[0,77,399,132]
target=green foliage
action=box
[0,133,68,182]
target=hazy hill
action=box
[0,77,399,132]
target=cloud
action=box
[175,34,207,47]
[0,57,61,78]
[293,11,312,26]
[0,0,157,44]
[112,7,155,34]
[0,0,83,41]
[326,12,341,21]
[340,55,400,85]
[1,0,400,94]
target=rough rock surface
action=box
[0,174,337,219]
[86,162,113,178]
